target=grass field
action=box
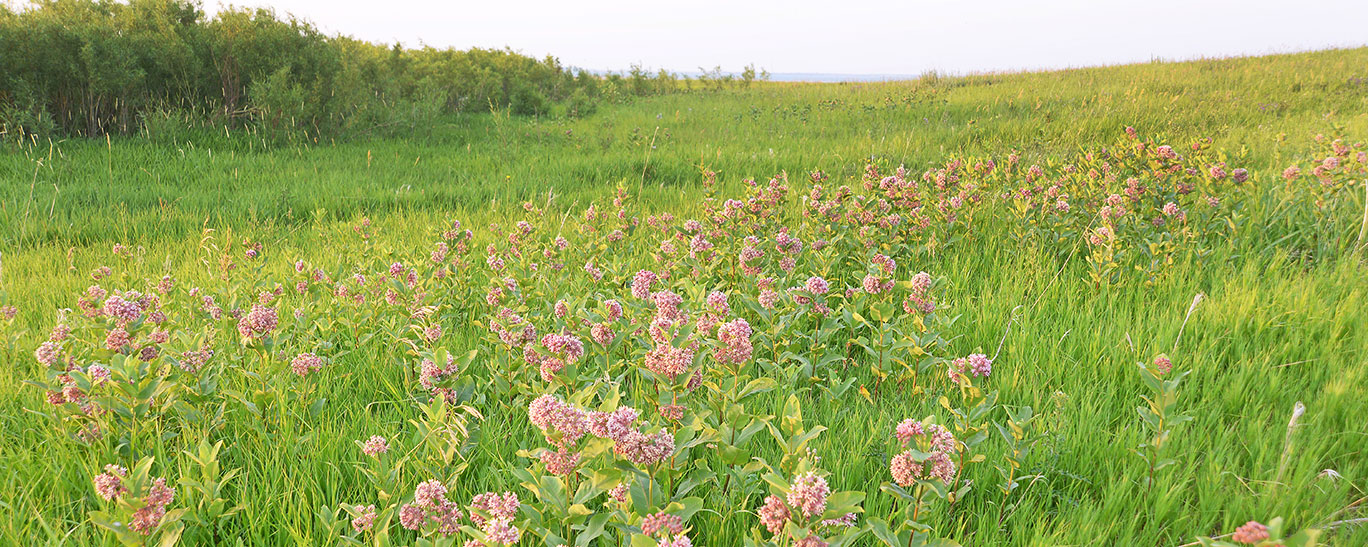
[1,48,1366,546]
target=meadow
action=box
[1,48,1367,546]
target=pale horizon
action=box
[176,0,1368,77]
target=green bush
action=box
[0,0,710,138]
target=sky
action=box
[204,0,1368,77]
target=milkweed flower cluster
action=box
[92,464,176,535]
[632,270,658,299]
[902,271,935,314]
[290,352,324,376]
[93,464,129,501]
[759,494,790,534]
[756,468,853,545]
[1153,353,1172,375]
[399,480,463,536]
[890,419,959,487]
[361,435,389,457]
[948,353,992,383]
[237,304,278,340]
[351,505,377,533]
[787,472,830,518]
[1231,521,1269,544]
[641,511,685,537]
[466,491,522,544]
[538,332,584,382]
[714,318,753,365]
[418,352,459,401]
[862,254,897,294]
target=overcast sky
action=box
[206,0,1367,76]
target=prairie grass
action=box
[0,48,1366,546]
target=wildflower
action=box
[35,341,61,367]
[758,288,779,309]
[414,479,447,506]
[715,318,753,365]
[1153,353,1172,375]
[88,364,111,384]
[105,327,131,352]
[890,452,922,486]
[93,465,128,501]
[949,353,993,380]
[706,291,729,315]
[400,479,463,536]
[290,353,324,376]
[591,323,615,345]
[362,435,389,456]
[925,451,957,483]
[352,505,377,533]
[928,424,957,453]
[129,477,176,535]
[787,472,829,519]
[804,276,829,295]
[632,270,658,299]
[540,446,582,475]
[469,491,520,527]
[541,333,585,363]
[1231,521,1269,544]
[482,517,522,545]
[615,429,674,466]
[861,274,888,295]
[758,495,790,534]
[821,513,857,528]
[102,294,142,324]
[1232,168,1249,183]
[237,304,278,340]
[644,342,694,380]
[641,512,684,536]
[895,418,924,446]
[659,404,684,421]
[657,533,692,547]
[794,536,827,547]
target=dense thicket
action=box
[0,0,757,138]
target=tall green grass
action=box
[0,48,1365,545]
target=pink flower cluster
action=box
[787,472,830,519]
[714,318,753,365]
[902,271,935,314]
[1231,521,1269,544]
[948,353,992,383]
[418,352,459,401]
[758,495,790,534]
[538,332,585,382]
[93,464,176,535]
[399,480,463,536]
[644,338,695,380]
[290,352,324,376]
[641,511,684,536]
[237,304,278,340]
[351,504,377,533]
[93,464,128,501]
[756,471,845,543]
[631,270,658,299]
[1153,353,1173,375]
[361,435,389,457]
[890,419,958,487]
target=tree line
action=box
[0,0,768,139]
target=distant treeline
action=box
[0,0,768,139]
